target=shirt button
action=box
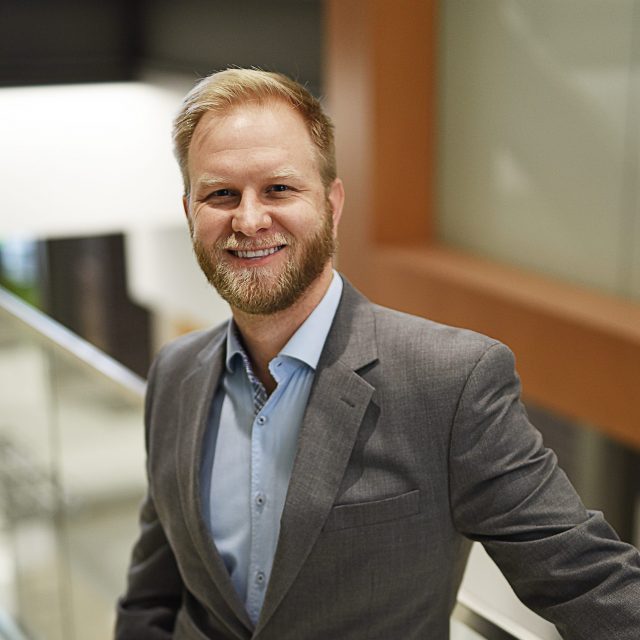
[255,571,266,587]
[257,415,267,426]
[255,493,266,507]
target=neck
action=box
[231,266,334,393]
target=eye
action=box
[268,184,290,193]
[209,188,234,198]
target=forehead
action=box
[188,100,316,169]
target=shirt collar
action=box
[225,271,343,373]
[225,320,249,374]
[279,270,343,370]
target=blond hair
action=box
[172,68,336,195]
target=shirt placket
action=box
[243,354,270,623]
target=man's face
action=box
[184,100,343,315]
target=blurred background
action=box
[0,1,639,639]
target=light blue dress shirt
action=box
[202,272,343,625]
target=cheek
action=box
[191,213,228,243]
[286,204,327,234]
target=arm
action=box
[449,343,640,639]
[115,493,183,639]
[115,356,184,639]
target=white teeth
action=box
[234,246,282,259]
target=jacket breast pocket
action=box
[323,489,421,532]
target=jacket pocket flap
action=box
[323,489,420,531]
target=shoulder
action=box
[371,302,505,372]
[335,276,512,383]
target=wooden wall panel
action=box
[370,0,436,244]
[325,0,640,450]
[325,0,375,289]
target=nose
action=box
[231,193,272,236]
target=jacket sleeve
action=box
[449,342,640,639]
[114,354,184,639]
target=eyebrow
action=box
[194,175,234,191]
[268,167,304,182]
[194,167,305,192]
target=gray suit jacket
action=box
[116,279,640,639]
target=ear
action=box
[182,194,190,219]
[326,178,345,237]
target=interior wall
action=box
[140,0,323,95]
[0,0,140,85]
[326,0,640,452]
[0,1,323,92]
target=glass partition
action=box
[438,0,640,301]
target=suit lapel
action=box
[175,329,254,633]
[255,281,378,634]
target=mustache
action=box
[217,233,292,251]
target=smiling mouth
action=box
[228,245,286,259]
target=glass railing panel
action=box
[0,288,145,640]
[0,316,65,639]
[49,347,146,640]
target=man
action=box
[116,69,640,640]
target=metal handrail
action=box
[453,601,519,639]
[0,286,145,399]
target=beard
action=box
[191,210,336,315]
